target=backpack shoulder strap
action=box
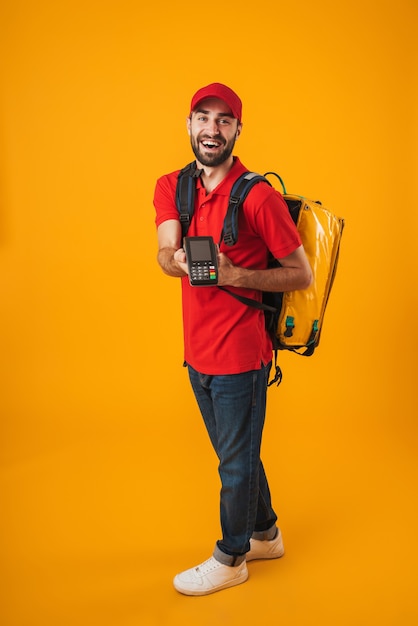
[222,172,271,246]
[175,161,203,238]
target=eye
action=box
[219,118,230,125]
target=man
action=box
[154,83,312,596]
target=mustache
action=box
[199,133,225,144]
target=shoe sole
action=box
[246,547,284,562]
[173,570,249,596]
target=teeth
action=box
[203,141,220,147]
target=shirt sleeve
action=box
[246,184,302,259]
[153,173,179,228]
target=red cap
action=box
[190,83,242,122]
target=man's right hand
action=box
[173,248,188,275]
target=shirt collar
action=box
[195,157,248,195]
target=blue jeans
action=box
[188,362,278,566]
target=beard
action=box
[190,132,236,167]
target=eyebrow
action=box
[195,108,234,118]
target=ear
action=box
[186,116,191,136]
[236,122,243,139]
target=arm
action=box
[217,245,313,292]
[157,219,188,277]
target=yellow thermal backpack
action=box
[176,163,345,385]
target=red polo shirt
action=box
[154,157,301,375]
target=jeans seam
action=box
[244,370,259,550]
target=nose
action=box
[205,118,220,136]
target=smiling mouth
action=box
[201,140,223,150]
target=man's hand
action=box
[217,251,239,286]
[173,248,188,275]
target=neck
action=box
[196,156,235,194]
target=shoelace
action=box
[195,558,222,575]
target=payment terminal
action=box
[184,236,219,286]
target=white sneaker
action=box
[173,556,248,596]
[246,528,285,562]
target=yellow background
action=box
[1,1,417,624]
